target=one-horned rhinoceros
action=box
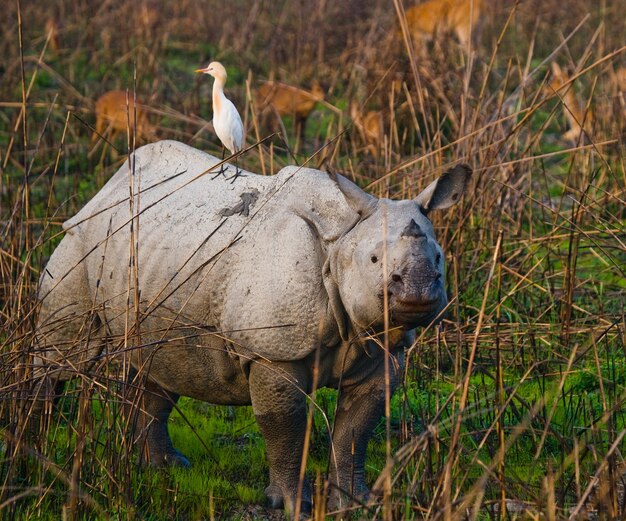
[35,140,471,513]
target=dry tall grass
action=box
[1,0,625,519]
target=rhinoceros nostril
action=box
[391,273,402,283]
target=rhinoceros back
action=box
[40,140,361,362]
[43,141,273,336]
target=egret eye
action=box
[371,255,378,264]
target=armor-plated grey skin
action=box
[35,140,470,514]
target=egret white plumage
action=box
[195,61,244,179]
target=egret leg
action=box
[228,155,245,183]
[212,147,226,180]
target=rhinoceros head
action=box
[327,165,471,336]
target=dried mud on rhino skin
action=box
[219,189,261,217]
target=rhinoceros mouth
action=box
[391,310,438,328]
[388,296,443,327]
[392,297,440,313]
[378,293,441,313]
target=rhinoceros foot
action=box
[264,483,312,515]
[141,448,191,469]
[264,483,284,509]
[328,482,371,512]
[161,449,191,468]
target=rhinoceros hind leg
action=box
[23,376,66,444]
[162,449,190,468]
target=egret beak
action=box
[195,68,208,73]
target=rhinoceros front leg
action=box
[328,353,400,511]
[248,361,312,515]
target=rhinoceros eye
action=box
[436,253,441,263]
[370,255,378,264]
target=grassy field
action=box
[1,0,625,519]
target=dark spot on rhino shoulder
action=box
[219,189,260,218]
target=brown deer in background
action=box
[350,101,384,158]
[254,81,324,149]
[45,19,60,54]
[546,63,593,144]
[402,0,484,53]
[92,90,156,146]
[609,66,626,129]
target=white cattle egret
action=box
[195,61,244,179]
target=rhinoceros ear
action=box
[327,169,378,218]
[415,164,472,214]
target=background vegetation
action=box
[1,0,625,519]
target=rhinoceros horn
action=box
[415,164,472,214]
